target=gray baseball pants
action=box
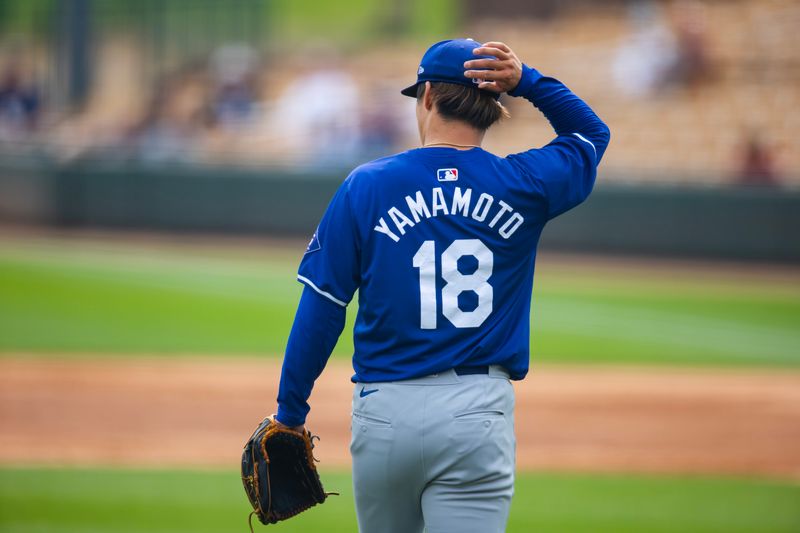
[350,366,515,533]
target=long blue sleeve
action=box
[506,65,611,219]
[275,285,346,427]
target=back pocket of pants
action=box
[451,410,506,455]
[352,411,392,428]
[351,411,393,456]
[453,409,505,420]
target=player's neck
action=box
[421,114,484,150]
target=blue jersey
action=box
[276,66,610,426]
[299,133,599,382]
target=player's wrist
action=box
[507,64,542,98]
[275,409,305,429]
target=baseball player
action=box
[273,39,610,532]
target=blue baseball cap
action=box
[401,38,500,99]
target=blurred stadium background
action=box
[0,1,799,532]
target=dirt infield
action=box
[1,357,799,479]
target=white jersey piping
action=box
[297,275,348,307]
[572,132,596,157]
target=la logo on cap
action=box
[437,168,458,182]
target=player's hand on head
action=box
[463,41,522,94]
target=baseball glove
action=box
[241,416,334,530]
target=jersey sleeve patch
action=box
[304,231,321,254]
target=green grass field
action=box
[2,236,799,532]
[1,468,798,533]
[1,237,799,365]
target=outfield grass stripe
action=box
[1,240,798,365]
[543,276,800,300]
[0,256,299,303]
[1,467,798,533]
[536,300,800,362]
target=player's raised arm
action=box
[466,41,611,220]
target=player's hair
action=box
[417,82,510,131]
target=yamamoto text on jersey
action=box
[373,186,524,242]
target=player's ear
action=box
[423,82,434,111]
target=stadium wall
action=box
[1,161,798,262]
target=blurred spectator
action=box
[0,61,40,138]
[613,0,711,97]
[271,50,361,166]
[125,70,208,164]
[359,82,405,159]
[209,44,260,130]
[612,1,679,97]
[736,132,780,186]
[669,1,712,88]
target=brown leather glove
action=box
[241,416,334,530]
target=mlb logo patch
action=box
[437,168,458,182]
